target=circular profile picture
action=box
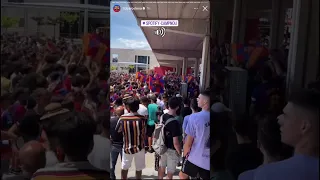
[113,5,121,12]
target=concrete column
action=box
[194,58,200,78]
[230,0,247,65]
[24,9,28,36]
[200,35,210,90]
[84,0,89,33]
[231,0,247,44]
[270,0,285,49]
[238,0,247,44]
[176,64,181,75]
[287,0,319,94]
[182,57,188,76]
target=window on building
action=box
[59,12,80,38]
[135,55,150,72]
[112,54,118,62]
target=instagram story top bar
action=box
[111,1,208,3]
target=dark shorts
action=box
[146,124,155,137]
[181,159,210,179]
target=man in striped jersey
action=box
[116,97,146,179]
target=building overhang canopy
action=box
[1,2,109,12]
[129,0,210,62]
[158,59,196,66]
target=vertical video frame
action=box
[1,0,110,180]
[110,0,210,179]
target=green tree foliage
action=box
[1,16,19,32]
[60,12,79,39]
[111,66,117,71]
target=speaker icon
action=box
[154,27,166,37]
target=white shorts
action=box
[121,149,146,171]
[159,148,179,173]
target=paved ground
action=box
[115,152,181,179]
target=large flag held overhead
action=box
[231,43,269,68]
[82,33,109,63]
[136,72,146,83]
[148,74,164,93]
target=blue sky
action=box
[110,2,151,49]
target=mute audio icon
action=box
[154,27,166,37]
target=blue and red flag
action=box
[187,75,194,83]
[148,74,154,90]
[231,43,250,64]
[151,75,164,93]
[136,72,147,83]
[82,33,109,63]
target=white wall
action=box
[110,48,160,69]
[2,0,80,37]
[1,0,92,37]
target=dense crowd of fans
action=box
[109,71,209,179]
[1,33,110,180]
[1,32,319,180]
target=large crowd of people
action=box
[1,30,319,180]
[1,32,110,180]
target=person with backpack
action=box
[155,97,182,180]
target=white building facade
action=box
[111,48,160,73]
[1,0,109,38]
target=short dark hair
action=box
[26,97,37,109]
[71,75,85,87]
[183,98,190,106]
[114,98,123,106]
[127,98,140,113]
[233,114,256,139]
[190,98,201,112]
[168,97,180,110]
[67,64,78,76]
[140,96,149,104]
[258,115,293,160]
[200,89,211,98]
[149,94,157,102]
[53,112,96,161]
[48,72,61,81]
[18,114,40,140]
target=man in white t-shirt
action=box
[138,96,149,117]
[88,111,111,172]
